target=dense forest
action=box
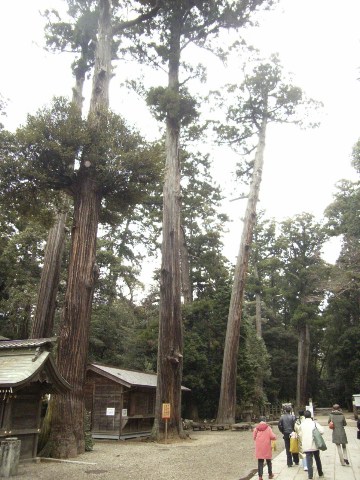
[1,0,360,458]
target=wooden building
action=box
[0,338,71,459]
[85,364,190,439]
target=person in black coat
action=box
[278,406,299,467]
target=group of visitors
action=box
[253,403,351,480]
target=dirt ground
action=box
[11,425,285,480]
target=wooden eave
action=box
[87,363,191,392]
[87,364,133,388]
[0,338,71,394]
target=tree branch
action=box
[113,1,163,36]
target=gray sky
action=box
[1,0,360,269]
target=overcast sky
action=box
[1,0,360,267]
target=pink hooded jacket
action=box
[253,421,276,459]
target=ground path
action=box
[10,415,359,479]
[251,415,360,480]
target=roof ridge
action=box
[91,363,157,375]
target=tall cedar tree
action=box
[138,0,275,440]
[277,214,328,407]
[42,0,161,457]
[0,1,162,456]
[215,56,317,423]
[46,0,112,457]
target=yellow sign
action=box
[162,403,171,419]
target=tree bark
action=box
[253,262,265,401]
[180,225,192,304]
[49,176,101,457]
[152,10,185,441]
[216,116,267,425]
[31,213,67,339]
[254,263,262,339]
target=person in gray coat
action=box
[328,404,349,466]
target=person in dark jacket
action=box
[278,406,299,467]
[328,404,349,466]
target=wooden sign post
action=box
[162,403,171,444]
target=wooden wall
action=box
[84,371,156,437]
[0,390,42,459]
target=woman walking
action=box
[329,404,349,466]
[253,416,276,480]
[294,409,308,471]
[298,410,324,480]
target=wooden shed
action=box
[85,364,189,439]
[0,338,71,459]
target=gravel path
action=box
[12,427,285,480]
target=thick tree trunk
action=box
[48,177,101,457]
[152,12,184,441]
[48,0,112,457]
[180,225,192,304]
[72,69,85,113]
[31,212,67,339]
[254,263,262,338]
[253,262,265,401]
[296,322,310,408]
[88,0,111,119]
[216,116,267,425]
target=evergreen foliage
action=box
[323,172,360,407]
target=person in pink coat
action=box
[253,416,276,480]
